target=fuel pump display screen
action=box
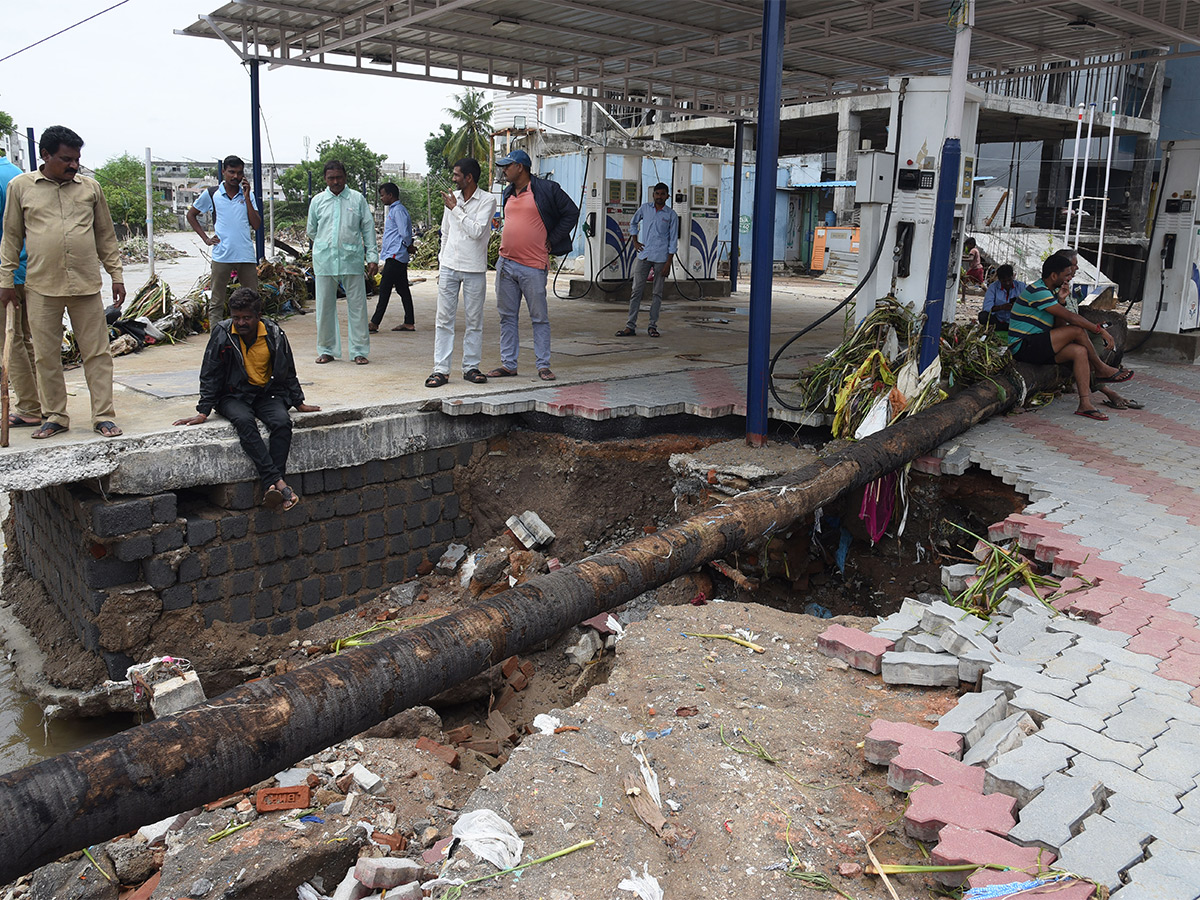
[607,180,623,204]
[624,181,640,203]
[896,169,934,191]
[1167,198,1183,214]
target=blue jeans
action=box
[626,256,668,330]
[495,256,551,371]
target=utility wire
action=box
[0,0,132,64]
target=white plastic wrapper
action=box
[532,713,561,735]
[618,862,664,900]
[452,808,524,870]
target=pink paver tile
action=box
[1157,653,1200,685]
[815,624,894,675]
[904,783,1017,842]
[863,719,963,765]
[1097,610,1152,635]
[932,823,1056,887]
[888,746,985,793]
[1051,548,1090,576]
[912,455,942,475]
[1191,685,1200,705]
[1126,628,1182,660]
[1065,590,1126,622]
[1121,594,1173,616]
[988,520,1021,541]
[1142,615,1200,639]
[1032,534,1078,560]
[1174,637,1200,657]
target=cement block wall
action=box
[8,443,476,679]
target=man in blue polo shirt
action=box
[187,155,261,328]
[615,182,678,338]
[0,151,41,428]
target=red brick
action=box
[125,871,162,900]
[519,660,535,678]
[864,719,963,764]
[507,670,529,691]
[255,784,311,813]
[816,624,895,675]
[500,656,521,678]
[904,783,1016,842]
[888,746,985,793]
[445,724,473,744]
[932,823,1056,887]
[415,736,460,769]
[373,830,408,852]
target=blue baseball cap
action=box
[496,149,531,169]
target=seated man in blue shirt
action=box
[979,264,1024,328]
[187,155,261,328]
[370,182,415,333]
[616,182,679,338]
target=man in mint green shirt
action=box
[306,160,378,365]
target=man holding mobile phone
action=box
[188,155,261,329]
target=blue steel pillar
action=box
[730,119,745,293]
[916,138,961,371]
[745,0,786,446]
[25,128,35,171]
[248,59,266,261]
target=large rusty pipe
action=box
[0,370,1035,882]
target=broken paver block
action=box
[1007,773,1106,854]
[982,662,1075,700]
[958,648,996,683]
[506,510,554,549]
[1067,753,1185,813]
[1103,793,1200,853]
[1070,674,1135,715]
[255,783,312,813]
[415,736,460,769]
[881,650,960,687]
[149,671,207,717]
[941,563,979,593]
[354,857,424,890]
[565,631,603,666]
[1042,647,1107,686]
[921,601,987,637]
[931,823,1056,887]
[904,782,1016,843]
[963,711,1036,767]
[349,762,384,795]
[332,868,374,900]
[1037,720,1145,769]
[1121,842,1200,898]
[994,608,1053,654]
[887,745,985,793]
[1008,688,1104,730]
[868,610,921,643]
[939,619,995,657]
[939,443,973,475]
[1054,814,1151,893]
[1135,738,1200,790]
[436,542,468,572]
[900,597,931,619]
[815,623,894,674]
[896,632,944,654]
[1009,631,1077,665]
[998,588,1053,617]
[863,718,963,765]
[984,736,1077,808]
[935,689,1008,749]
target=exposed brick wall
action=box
[9,443,476,679]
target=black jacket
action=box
[196,318,305,416]
[501,176,580,257]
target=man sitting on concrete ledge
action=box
[1008,254,1132,422]
[173,287,319,510]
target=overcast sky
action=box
[1,0,462,173]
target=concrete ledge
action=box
[1126,329,1200,364]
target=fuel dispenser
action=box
[583,152,642,283]
[855,76,982,323]
[1145,140,1200,333]
[673,160,723,279]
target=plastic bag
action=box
[451,809,523,870]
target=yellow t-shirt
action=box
[237,321,272,386]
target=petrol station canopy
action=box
[182,0,1198,122]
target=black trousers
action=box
[217,393,293,489]
[371,258,414,326]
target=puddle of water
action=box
[693,305,750,315]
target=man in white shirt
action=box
[427,158,496,387]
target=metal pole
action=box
[731,119,745,293]
[268,166,275,258]
[1064,103,1085,245]
[745,0,787,446]
[144,148,155,280]
[917,0,972,372]
[1073,101,1096,250]
[25,128,34,172]
[1095,96,1118,279]
[248,59,266,261]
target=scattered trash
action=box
[680,631,765,653]
[675,706,699,717]
[618,862,664,900]
[532,714,561,735]
[452,809,524,870]
[803,602,833,619]
[125,656,194,704]
[437,543,468,573]
[349,762,384,795]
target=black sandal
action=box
[463,368,488,384]
[425,372,449,388]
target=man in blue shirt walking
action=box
[370,182,415,333]
[0,151,41,428]
[187,155,261,328]
[615,182,678,338]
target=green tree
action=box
[442,90,493,171]
[425,123,453,177]
[94,154,173,234]
[0,110,15,139]
[188,164,212,180]
[279,136,387,203]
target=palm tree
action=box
[442,90,494,173]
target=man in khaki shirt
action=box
[0,125,126,439]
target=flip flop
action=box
[647,326,660,338]
[315,354,335,364]
[538,368,557,381]
[368,322,379,333]
[93,420,123,437]
[354,356,369,365]
[280,486,301,511]
[1075,408,1109,421]
[1102,399,1145,410]
[392,324,416,332]
[31,421,69,440]
[615,327,636,337]
[1096,368,1134,384]
[263,486,284,509]
[487,367,518,378]
[7,415,39,427]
